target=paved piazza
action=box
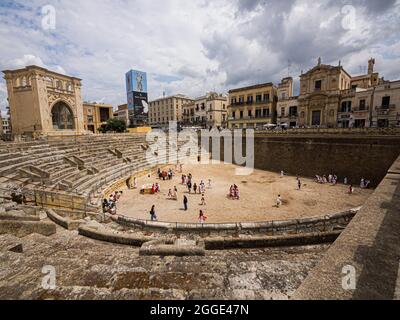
[117,162,373,223]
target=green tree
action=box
[98,118,127,133]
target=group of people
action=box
[102,191,123,215]
[181,173,192,186]
[314,173,372,193]
[140,183,161,194]
[315,174,339,185]
[229,184,240,200]
[158,168,174,181]
[167,186,178,200]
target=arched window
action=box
[52,101,74,130]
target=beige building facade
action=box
[182,92,228,129]
[276,77,299,127]
[148,94,193,128]
[83,102,113,133]
[372,80,400,128]
[228,83,277,129]
[3,65,85,137]
[115,104,129,125]
[297,57,399,128]
[298,58,352,128]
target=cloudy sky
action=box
[0,0,399,115]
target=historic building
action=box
[3,65,85,137]
[83,102,113,133]
[336,87,374,128]
[148,94,193,128]
[276,77,299,128]
[182,92,228,129]
[182,102,196,126]
[297,57,399,128]
[371,80,400,128]
[227,83,277,129]
[115,104,129,125]
[298,58,353,128]
[2,117,11,135]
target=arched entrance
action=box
[51,101,74,130]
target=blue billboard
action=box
[126,69,147,94]
[126,69,148,111]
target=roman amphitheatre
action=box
[1,131,399,300]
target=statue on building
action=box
[368,58,375,75]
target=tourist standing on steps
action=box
[150,205,157,221]
[183,195,188,211]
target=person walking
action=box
[200,194,206,206]
[276,195,282,208]
[183,195,188,211]
[298,179,302,190]
[150,205,157,221]
[198,210,207,224]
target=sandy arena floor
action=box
[116,163,373,223]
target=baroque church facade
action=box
[3,65,85,137]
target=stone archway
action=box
[51,101,75,130]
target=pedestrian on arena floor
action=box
[183,195,188,211]
[298,179,302,190]
[150,205,157,221]
[198,210,207,224]
[276,195,282,207]
[200,194,206,206]
[193,183,198,194]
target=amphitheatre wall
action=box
[292,154,400,300]
[216,133,400,187]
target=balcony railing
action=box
[279,113,298,119]
[230,100,270,107]
[376,104,396,110]
[352,107,368,113]
[375,105,396,116]
[229,115,271,121]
